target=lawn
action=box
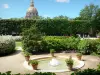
[15,41,22,50]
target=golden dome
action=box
[25,0,38,19]
[27,6,38,13]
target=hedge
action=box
[71,68,100,75]
[0,36,16,56]
[0,19,92,36]
[0,71,56,75]
[22,34,100,54]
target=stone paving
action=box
[0,50,100,75]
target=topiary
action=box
[0,36,15,56]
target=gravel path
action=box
[0,51,100,75]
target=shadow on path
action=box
[0,50,21,57]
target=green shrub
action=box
[77,39,91,54]
[33,72,56,75]
[44,36,80,52]
[0,71,56,75]
[50,49,55,53]
[65,56,74,65]
[97,63,100,70]
[96,44,100,54]
[28,60,38,65]
[78,39,99,54]
[12,36,22,41]
[0,36,15,56]
[76,53,82,57]
[22,25,43,53]
[23,51,32,56]
[71,68,100,75]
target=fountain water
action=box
[49,58,60,66]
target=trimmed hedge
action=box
[0,36,15,56]
[0,19,91,36]
[43,36,80,52]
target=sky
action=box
[0,0,100,19]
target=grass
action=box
[15,41,22,50]
[16,41,22,47]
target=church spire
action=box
[30,0,34,7]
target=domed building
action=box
[25,0,38,19]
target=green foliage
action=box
[77,53,82,57]
[28,60,38,65]
[97,63,100,70]
[33,72,56,75]
[0,71,56,75]
[77,39,91,54]
[96,43,100,54]
[78,39,99,54]
[65,56,74,65]
[44,36,80,52]
[0,19,92,36]
[23,51,32,56]
[0,36,15,56]
[50,49,55,53]
[71,68,100,75]
[22,25,43,53]
[80,4,99,20]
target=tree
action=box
[80,4,99,20]
[79,4,100,36]
[73,17,83,20]
[22,25,43,53]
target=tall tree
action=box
[80,4,99,20]
[79,4,100,36]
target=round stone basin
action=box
[23,56,85,72]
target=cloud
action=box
[3,4,9,9]
[56,0,70,3]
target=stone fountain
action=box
[49,58,60,66]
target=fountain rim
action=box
[23,56,85,72]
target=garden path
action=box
[0,50,100,75]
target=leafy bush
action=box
[96,44,100,54]
[0,71,56,75]
[77,39,91,54]
[97,63,100,70]
[28,60,38,65]
[12,36,22,41]
[78,39,99,54]
[44,36,80,52]
[0,36,15,56]
[65,56,74,65]
[23,51,32,56]
[33,72,56,75]
[76,53,82,57]
[22,25,43,53]
[50,49,55,53]
[71,68,100,75]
